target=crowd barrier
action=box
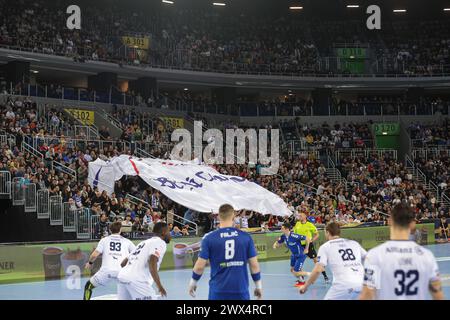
[0,171,11,199]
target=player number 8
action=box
[225,240,235,260]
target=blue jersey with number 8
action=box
[199,227,257,296]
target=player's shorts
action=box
[306,243,317,259]
[209,291,250,300]
[117,280,159,300]
[90,268,119,287]
[324,286,361,300]
[290,254,306,272]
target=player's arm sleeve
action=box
[277,234,285,244]
[247,235,257,259]
[149,243,163,261]
[362,252,381,290]
[198,235,210,260]
[95,238,104,254]
[316,245,328,267]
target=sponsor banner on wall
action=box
[161,117,184,129]
[65,108,95,126]
[121,36,150,50]
[0,224,435,284]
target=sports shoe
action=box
[294,280,305,287]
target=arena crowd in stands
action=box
[0,0,449,76]
[1,95,448,240]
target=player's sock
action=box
[294,276,305,287]
[83,281,95,300]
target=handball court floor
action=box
[0,243,449,300]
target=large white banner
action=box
[88,155,291,216]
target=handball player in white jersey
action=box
[117,222,171,300]
[298,222,367,299]
[83,221,136,300]
[360,202,445,300]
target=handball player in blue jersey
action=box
[188,204,262,300]
[273,222,311,287]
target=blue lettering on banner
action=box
[155,171,246,190]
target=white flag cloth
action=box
[88,155,291,216]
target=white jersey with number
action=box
[96,234,136,272]
[363,240,440,300]
[317,238,367,290]
[118,237,167,285]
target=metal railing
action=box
[326,153,348,190]
[52,160,77,180]
[90,214,101,240]
[49,195,63,226]
[76,208,92,240]
[2,42,450,78]
[74,125,99,140]
[0,171,11,199]
[63,203,77,232]
[28,135,131,154]
[134,147,155,159]
[21,142,43,160]
[334,148,397,163]
[99,109,123,131]
[24,183,37,213]
[0,135,7,146]
[411,147,450,161]
[37,189,50,219]
[442,193,450,208]
[12,177,25,206]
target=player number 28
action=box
[225,240,235,260]
[338,248,355,261]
